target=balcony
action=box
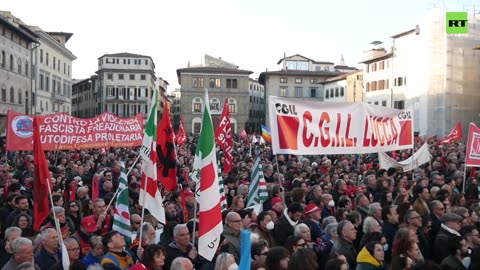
[51,92,69,103]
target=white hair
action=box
[5,226,21,240]
[363,216,379,234]
[40,228,57,241]
[368,202,381,216]
[325,223,338,238]
[173,224,188,238]
[11,237,32,255]
[294,223,310,237]
[170,257,191,270]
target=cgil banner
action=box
[378,143,431,172]
[6,110,144,151]
[268,96,414,155]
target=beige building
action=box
[259,54,356,127]
[177,54,252,135]
[362,9,480,136]
[0,12,37,134]
[96,53,157,120]
[323,70,363,103]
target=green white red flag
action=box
[139,89,165,224]
[193,89,223,261]
[112,162,132,242]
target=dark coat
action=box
[273,215,295,246]
[440,255,466,270]
[34,247,61,270]
[331,238,357,269]
[302,219,329,245]
[434,227,461,263]
[381,221,397,263]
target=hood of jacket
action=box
[356,246,382,267]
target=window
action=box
[193,97,202,113]
[46,101,49,111]
[325,89,329,99]
[210,98,220,112]
[397,77,403,86]
[17,59,21,74]
[374,101,379,105]
[372,63,376,72]
[280,87,287,97]
[382,100,387,107]
[386,79,389,89]
[25,61,28,76]
[107,73,113,80]
[145,59,148,65]
[310,88,317,98]
[123,59,126,64]
[9,55,13,70]
[40,49,43,63]
[128,59,130,65]
[226,79,237,88]
[138,88,147,97]
[295,87,303,97]
[366,64,369,73]
[379,61,384,70]
[334,88,339,97]
[310,79,317,84]
[340,87,345,96]
[193,78,204,88]
[53,57,56,69]
[394,100,405,109]
[295,78,302,84]
[193,122,201,134]
[9,87,14,103]
[228,98,237,113]
[1,87,5,102]
[330,89,334,98]
[18,90,22,104]
[286,60,308,70]
[280,78,287,83]
[209,78,221,88]
[64,63,66,74]
[141,75,146,80]
[40,74,44,90]
[45,75,50,91]
[129,74,135,80]
[119,74,124,80]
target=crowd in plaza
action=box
[0,134,478,270]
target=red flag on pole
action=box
[33,118,52,232]
[240,128,247,139]
[465,123,480,167]
[441,122,463,144]
[156,98,177,191]
[214,98,233,175]
[177,116,188,146]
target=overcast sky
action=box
[2,0,470,90]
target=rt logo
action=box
[446,12,468,34]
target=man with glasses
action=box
[405,210,430,260]
[433,212,463,264]
[222,212,242,264]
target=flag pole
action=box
[103,154,141,216]
[138,172,150,247]
[192,182,198,247]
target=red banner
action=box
[466,123,480,167]
[176,116,187,146]
[6,110,144,151]
[441,122,463,144]
[215,99,233,174]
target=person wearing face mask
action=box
[213,252,238,270]
[321,194,336,220]
[440,236,470,270]
[301,203,329,245]
[254,211,276,247]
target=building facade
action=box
[259,54,356,127]
[30,27,76,116]
[0,12,37,134]
[96,53,156,120]
[171,88,181,130]
[362,10,480,136]
[177,54,252,135]
[247,79,265,133]
[72,75,98,118]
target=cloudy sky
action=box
[2,0,470,90]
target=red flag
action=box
[91,174,100,201]
[177,117,188,146]
[214,99,233,174]
[392,151,398,160]
[441,122,463,144]
[465,123,480,167]
[156,98,177,191]
[33,118,52,232]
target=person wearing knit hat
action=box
[302,203,328,245]
[271,197,285,218]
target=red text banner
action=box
[6,110,144,151]
[268,96,414,155]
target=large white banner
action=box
[268,96,414,155]
[378,143,431,172]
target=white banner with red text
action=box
[268,96,414,155]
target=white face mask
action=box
[266,221,275,230]
[228,263,239,270]
[328,200,335,207]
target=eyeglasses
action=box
[295,242,307,247]
[67,247,80,251]
[70,205,78,208]
[229,220,242,223]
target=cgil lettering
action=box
[362,116,398,147]
[302,111,357,148]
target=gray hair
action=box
[86,265,104,270]
[64,237,78,247]
[173,224,188,238]
[325,223,338,238]
[322,216,337,228]
[368,202,381,216]
[51,206,65,217]
[5,227,22,240]
[170,257,191,270]
[40,228,57,241]
[16,262,34,270]
[90,236,103,247]
[11,237,32,255]
[214,252,234,270]
[363,216,379,234]
[294,223,310,237]
[139,223,154,240]
[429,200,442,211]
[226,212,240,223]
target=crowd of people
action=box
[0,135,478,270]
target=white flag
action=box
[379,143,431,172]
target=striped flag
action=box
[193,89,223,261]
[246,156,268,207]
[261,125,272,143]
[139,89,166,224]
[113,162,132,242]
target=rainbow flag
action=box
[261,125,272,143]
